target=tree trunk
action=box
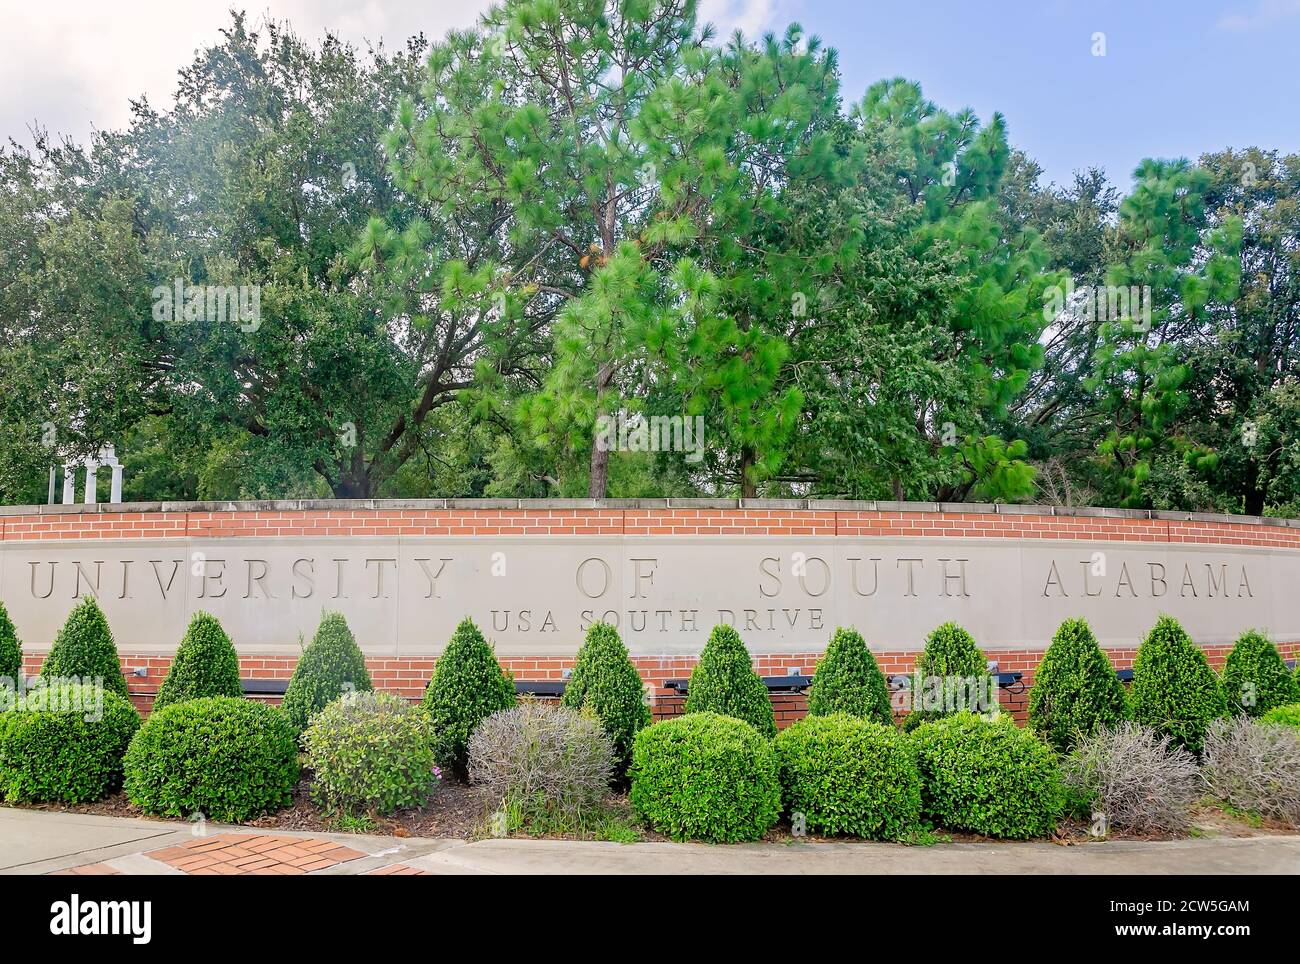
[740,446,757,499]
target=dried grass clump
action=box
[1061,723,1200,834]
[1201,717,1300,826]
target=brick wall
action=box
[7,500,1300,725]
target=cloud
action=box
[699,0,784,38]
[1217,0,1300,31]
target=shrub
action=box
[684,624,775,737]
[421,618,516,777]
[469,703,614,827]
[1221,630,1298,717]
[0,683,139,804]
[282,612,373,734]
[303,691,438,817]
[1028,618,1130,753]
[0,600,21,684]
[904,622,995,728]
[806,627,892,725]
[124,696,299,822]
[561,622,650,776]
[1129,615,1228,754]
[153,612,242,711]
[774,714,920,839]
[39,597,128,698]
[1201,716,1300,825]
[630,712,781,843]
[1262,704,1300,728]
[1061,723,1200,834]
[912,712,1064,839]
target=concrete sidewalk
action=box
[3,807,1298,874]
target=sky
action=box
[0,0,1297,189]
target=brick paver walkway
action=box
[145,833,366,875]
[367,863,431,875]
[50,862,121,875]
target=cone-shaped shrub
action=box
[153,612,242,711]
[421,617,516,777]
[1221,629,1298,717]
[807,627,892,724]
[1028,618,1130,753]
[39,597,128,698]
[684,624,775,737]
[1130,615,1228,754]
[0,601,21,684]
[561,622,650,776]
[282,612,373,734]
[904,622,993,729]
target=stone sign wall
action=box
[1,501,1296,657]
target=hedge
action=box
[684,624,776,737]
[1220,629,1298,717]
[806,627,892,725]
[39,597,129,698]
[153,612,242,711]
[421,617,516,777]
[1028,617,1130,753]
[561,621,650,777]
[282,612,374,734]
[0,600,21,684]
[1129,615,1228,754]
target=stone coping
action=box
[0,497,1293,528]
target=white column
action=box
[110,463,123,503]
[62,464,77,504]
[48,467,56,505]
[83,459,99,505]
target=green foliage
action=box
[774,714,920,839]
[0,601,21,682]
[0,683,139,804]
[123,696,299,822]
[684,624,776,736]
[1262,704,1300,728]
[807,626,892,724]
[1221,629,1298,717]
[281,612,373,734]
[1129,615,1229,753]
[1028,617,1130,752]
[629,712,781,843]
[912,712,1065,839]
[906,621,993,727]
[153,612,242,711]
[420,618,516,777]
[560,622,650,777]
[39,597,128,698]
[303,691,438,817]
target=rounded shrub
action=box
[124,696,299,822]
[0,600,21,684]
[282,612,373,734]
[774,714,920,839]
[905,622,994,729]
[153,612,242,711]
[1221,629,1298,717]
[807,626,892,725]
[1262,704,1300,728]
[39,597,128,698]
[560,622,650,778]
[684,624,775,737]
[912,712,1065,839]
[303,691,438,817]
[469,703,614,828]
[1129,615,1228,754]
[0,683,139,804]
[1028,617,1130,753]
[630,712,781,843]
[421,617,516,778]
